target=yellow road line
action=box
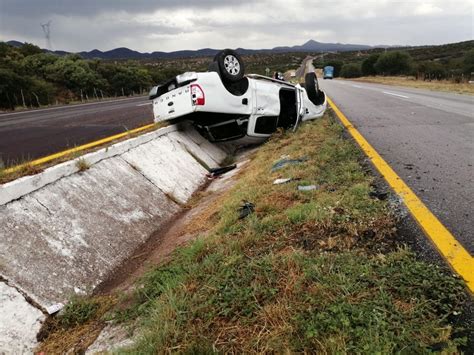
[4,123,156,174]
[328,96,474,292]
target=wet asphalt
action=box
[319,79,474,254]
[0,96,153,165]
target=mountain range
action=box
[6,39,394,60]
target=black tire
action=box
[215,49,245,83]
[305,72,320,103]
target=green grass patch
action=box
[112,112,466,352]
[36,295,116,353]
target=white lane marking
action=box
[352,84,365,88]
[136,102,152,106]
[0,96,147,117]
[382,91,409,99]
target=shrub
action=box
[375,51,413,76]
[340,63,362,78]
[463,49,474,77]
[361,53,380,76]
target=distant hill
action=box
[273,39,374,52]
[6,40,23,48]
[5,39,392,60]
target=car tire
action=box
[305,72,323,105]
[215,49,245,83]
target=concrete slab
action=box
[168,130,220,169]
[0,125,177,206]
[85,324,137,354]
[0,158,179,309]
[0,282,44,354]
[0,126,227,349]
[121,135,208,204]
[178,124,228,163]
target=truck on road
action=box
[323,66,334,79]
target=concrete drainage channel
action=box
[0,123,228,352]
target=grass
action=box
[105,111,467,353]
[0,161,43,184]
[349,76,474,95]
[36,111,468,353]
[75,158,91,172]
[36,296,116,354]
[0,122,166,185]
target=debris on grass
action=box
[237,201,255,219]
[273,177,293,184]
[297,184,319,191]
[271,156,308,172]
[206,164,237,178]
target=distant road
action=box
[0,96,153,164]
[319,78,474,254]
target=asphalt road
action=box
[319,78,474,254]
[0,96,153,165]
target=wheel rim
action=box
[223,55,240,76]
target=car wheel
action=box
[305,72,323,105]
[215,49,245,82]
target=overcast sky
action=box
[0,0,472,52]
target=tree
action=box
[0,68,28,109]
[340,63,362,78]
[19,43,43,57]
[21,53,58,77]
[361,53,380,76]
[416,61,446,80]
[44,55,107,94]
[463,49,474,77]
[109,65,152,95]
[374,51,412,76]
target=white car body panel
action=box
[151,70,327,141]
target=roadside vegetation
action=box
[38,111,468,353]
[2,40,472,110]
[320,41,474,94]
[0,42,307,111]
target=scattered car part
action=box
[273,178,293,185]
[271,157,308,172]
[297,185,319,191]
[206,164,237,178]
[238,201,255,219]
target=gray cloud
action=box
[0,0,472,52]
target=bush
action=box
[340,63,362,78]
[463,49,474,77]
[361,53,380,76]
[417,61,447,80]
[374,51,412,75]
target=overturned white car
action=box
[149,49,326,143]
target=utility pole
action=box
[41,20,52,49]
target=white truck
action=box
[149,49,326,143]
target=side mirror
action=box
[149,86,160,100]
